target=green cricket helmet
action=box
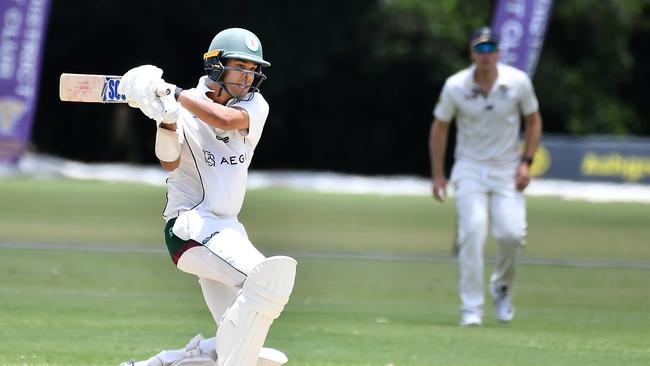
[203,28,270,100]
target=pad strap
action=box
[156,127,181,162]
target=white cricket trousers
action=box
[169,209,266,324]
[450,159,527,314]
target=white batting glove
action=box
[119,65,167,124]
[153,79,181,124]
[120,65,162,106]
[160,93,180,124]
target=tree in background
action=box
[537,0,647,135]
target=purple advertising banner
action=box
[491,0,554,77]
[0,0,51,165]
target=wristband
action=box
[174,87,183,101]
[521,156,534,166]
[155,127,181,162]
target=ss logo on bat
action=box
[102,77,127,102]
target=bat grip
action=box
[155,87,171,97]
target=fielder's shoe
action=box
[492,284,515,322]
[459,310,482,326]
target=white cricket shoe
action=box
[492,284,515,322]
[118,334,288,366]
[118,334,214,366]
[459,310,482,326]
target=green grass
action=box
[0,177,649,365]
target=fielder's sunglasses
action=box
[473,42,498,54]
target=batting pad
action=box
[216,256,297,366]
[257,348,288,366]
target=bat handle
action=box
[155,87,171,97]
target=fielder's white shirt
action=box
[163,76,269,220]
[433,63,538,164]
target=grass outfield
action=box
[0,177,649,365]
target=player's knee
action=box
[493,226,525,246]
[243,256,297,319]
[215,256,297,366]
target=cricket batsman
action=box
[116,28,296,366]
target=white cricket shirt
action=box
[163,76,269,220]
[433,63,538,164]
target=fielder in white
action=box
[429,27,542,326]
[116,28,296,366]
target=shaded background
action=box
[34,0,650,176]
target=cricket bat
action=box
[59,73,170,103]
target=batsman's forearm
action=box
[178,93,248,131]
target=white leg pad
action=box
[216,256,297,366]
[170,348,287,366]
[257,348,288,366]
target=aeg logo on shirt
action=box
[221,154,247,165]
[203,149,247,166]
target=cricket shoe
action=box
[119,334,288,366]
[491,284,515,322]
[459,310,482,327]
[119,334,214,366]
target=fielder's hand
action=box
[515,162,531,191]
[432,176,447,202]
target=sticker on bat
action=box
[102,77,127,103]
